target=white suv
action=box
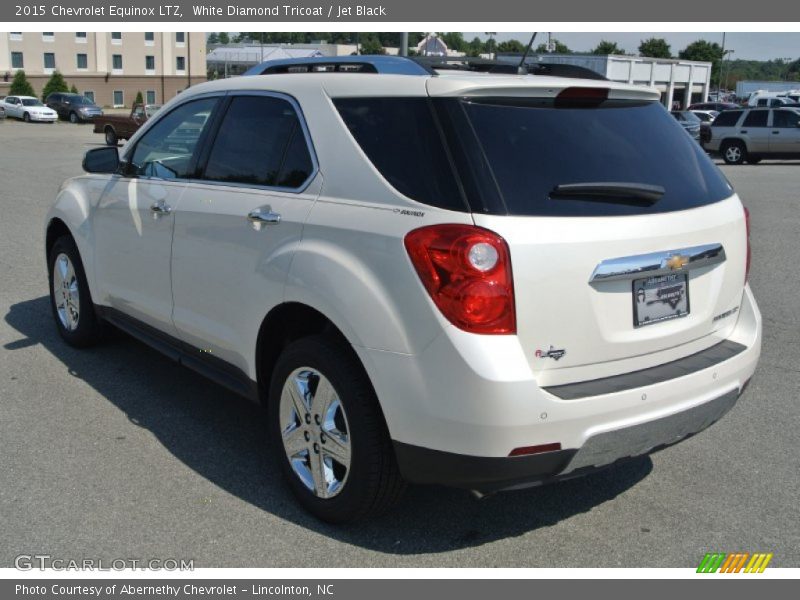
[46,57,761,522]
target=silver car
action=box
[706,107,800,164]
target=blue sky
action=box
[464,32,799,61]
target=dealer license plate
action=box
[633,273,689,328]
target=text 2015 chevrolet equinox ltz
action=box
[45,57,761,522]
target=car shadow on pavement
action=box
[5,296,652,555]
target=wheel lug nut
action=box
[320,433,326,444]
[304,413,311,424]
[304,431,310,442]
[314,414,321,425]
[313,443,320,454]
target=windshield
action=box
[70,96,92,105]
[22,99,44,107]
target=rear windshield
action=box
[335,96,732,217]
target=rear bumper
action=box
[395,387,741,493]
[358,285,761,490]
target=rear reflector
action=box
[508,442,562,457]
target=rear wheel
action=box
[48,236,103,347]
[268,334,405,523]
[721,140,746,165]
[104,127,118,146]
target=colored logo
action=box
[665,254,690,271]
[696,552,773,573]
[535,346,566,361]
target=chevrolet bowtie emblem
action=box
[665,254,690,270]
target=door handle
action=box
[150,200,172,218]
[740,130,748,134]
[772,130,780,134]
[247,207,281,228]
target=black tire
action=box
[105,127,118,146]
[721,140,746,165]
[47,235,103,347]
[747,156,762,164]
[69,111,79,124]
[23,112,30,123]
[267,334,405,523]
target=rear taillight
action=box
[404,224,516,334]
[744,206,752,283]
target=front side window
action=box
[130,97,218,179]
[743,111,768,127]
[202,95,313,188]
[772,109,800,128]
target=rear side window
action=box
[334,98,466,211]
[203,95,313,188]
[713,111,742,127]
[743,111,768,127]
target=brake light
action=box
[744,206,752,283]
[555,87,609,108]
[404,224,516,334]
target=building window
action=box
[111,32,122,44]
[83,91,95,103]
[75,32,87,43]
[145,55,155,74]
[43,32,54,42]
[44,53,56,70]
[11,52,24,69]
[112,54,123,72]
[176,32,185,45]
[113,90,124,107]
[10,33,23,41]
[145,32,155,46]
[146,90,157,105]
[77,54,88,70]
[176,56,186,72]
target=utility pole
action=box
[716,32,726,94]
[401,32,408,57]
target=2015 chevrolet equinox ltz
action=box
[45,57,761,523]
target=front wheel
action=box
[23,112,30,123]
[69,111,79,124]
[721,140,746,165]
[747,156,762,164]
[104,127,118,146]
[268,334,405,523]
[48,236,103,347]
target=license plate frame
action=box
[632,273,690,328]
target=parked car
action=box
[1,96,57,122]
[46,56,761,522]
[691,110,718,144]
[671,110,702,142]
[689,102,740,112]
[45,92,103,123]
[93,103,161,145]
[751,95,798,108]
[706,106,800,164]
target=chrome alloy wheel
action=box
[53,253,80,331]
[279,368,351,499]
[725,145,742,163]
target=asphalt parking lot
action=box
[1,118,798,568]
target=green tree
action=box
[207,32,219,45]
[9,70,35,96]
[218,32,230,45]
[70,84,79,94]
[535,38,571,54]
[467,36,485,57]
[440,32,468,53]
[359,35,385,55]
[134,91,144,105]
[592,40,624,55]
[41,71,69,101]
[497,39,525,54]
[638,37,671,59]
[678,40,725,83]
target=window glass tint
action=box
[455,98,732,217]
[334,98,466,211]
[772,110,800,128]
[276,127,314,188]
[743,111,768,127]
[713,110,742,127]
[130,97,217,179]
[203,95,309,188]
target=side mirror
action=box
[83,146,120,174]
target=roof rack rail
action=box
[243,55,607,81]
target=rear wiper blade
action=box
[550,182,665,205]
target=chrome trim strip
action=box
[589,243,726,283]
